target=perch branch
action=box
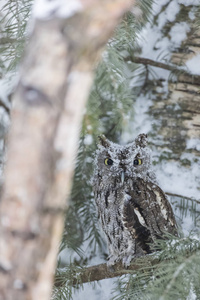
[54,256,159,287]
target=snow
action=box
[186,54,200,75]
[187,286,197,300]
[187,138,200,151]
[178,0,200,6]
[121,95,152,142]
[72,278,115,300]
[164,1,180,23]
[84,134,93,145]
[169,22,190,47]
[130,6,143,19]
[33,0,83,19]
[59,237,106,267]
[153,0,170,15]
[156,161,200,200]
[188,8,196,20]
[137,0,191,80]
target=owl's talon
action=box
[107,256,117,272]
[122,256,132,268]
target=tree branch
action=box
[126,55,176,71]
[0,37,22,45]
[166,192,200,205]
[125,55,200,80]
[54,256,159,287]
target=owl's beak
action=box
[121,171,125,184]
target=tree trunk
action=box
[148,5,200,158]
[0,1,135,300]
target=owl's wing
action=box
[123,178,177,252]
[123,195,153,254]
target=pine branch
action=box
[54,256,159,287]
[166,192,200,205]
[125,55,200,79]
[125,55,175,71]
[54,237,200,294]
[0,37,21,44]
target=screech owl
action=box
[93,133,178,267]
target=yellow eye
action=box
[134,159,142,166]
[104,158,113,166]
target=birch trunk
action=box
[149,6,200,158]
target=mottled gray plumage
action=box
[93,133,177,267]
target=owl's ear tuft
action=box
[135,133,148,148]
[98,135,111,148]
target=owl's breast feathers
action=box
[94,177,178,262]
[123,177,178,252]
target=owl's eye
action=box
[104,158,113,166]
[134,159,142,166]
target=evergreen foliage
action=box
[0,0,32,77]
[111,236,200,300]
[0,1,33,176]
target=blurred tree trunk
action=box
[151,23,200,158]
[0,1,135,300]
[150,6,200,159]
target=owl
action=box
[93,133,178,267]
